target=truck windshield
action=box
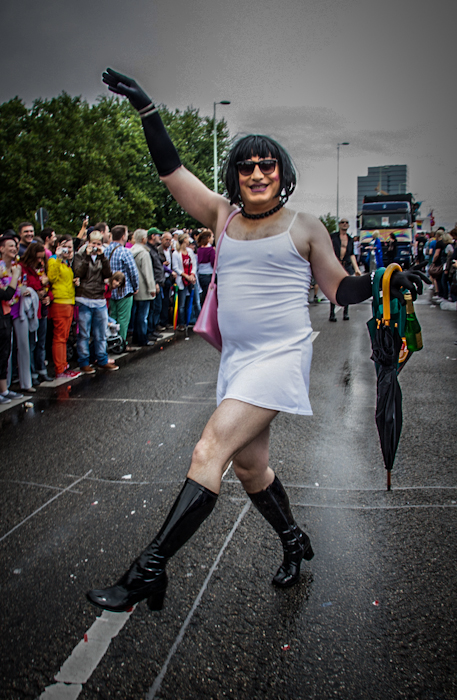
[361,213,411,229]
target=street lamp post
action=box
[336,142,350,225]
[213,100,231,193]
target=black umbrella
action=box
[371,321,403,490]
[367,264,406,490]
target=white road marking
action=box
[229,497,457,510]
[223,479,457,492]
[222,460,233,479]
[146,502,251,699]
[0,478,81,494]
[39,610,133,699]
[38,502,251,700]
[0,470,92,543]
[311,331,320,342]
[64,397,215,405]
[38,682,82,699]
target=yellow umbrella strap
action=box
[382,263,402,324]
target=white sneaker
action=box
[0,395,12,405]
[5,390,23,400]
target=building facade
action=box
[357,165,408,214]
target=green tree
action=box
[319,213,337,235]
[0,94,230,234]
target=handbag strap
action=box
[108,243,122,261]
[210,208,241,284]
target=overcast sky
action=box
[1,0,456,229]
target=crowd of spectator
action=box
[351,227,457,306]
[0,219,216,404]
[1,217,455,406]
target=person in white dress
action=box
[87,69,428,613]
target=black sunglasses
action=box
[236,159,278,176]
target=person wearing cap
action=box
[73,231,118,373]
[147,227,162,247]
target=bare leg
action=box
[188,398,278,494]
[232,423,314,588]
[231,425,274,493]
[87,399,278,612]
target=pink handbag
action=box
[193,230,225,352]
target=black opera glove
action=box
[335,270,431,307]
[102,68,182,177]
[102,68,151,112]
[389,269,431,304]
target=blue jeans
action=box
[177,289,187,326]
[29,316,47,374]
[77,304,108,367]
[132,299,151,345]
[148,292,163,333]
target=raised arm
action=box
[102,69,232,233]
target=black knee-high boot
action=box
[86,478,218,612]
[248,475,313,588]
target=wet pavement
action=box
[0,299,456,699]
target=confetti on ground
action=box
[91,501,98,506]
[322,602,332,607]
[13,569,22,575]
[147,440,151,444]
[84,634,88,643]
[158,443,164,447]
[122,474,132,480]
[315,482,319,487]
[281,644,290,651]
[372,600,380,606]
[170,424,176,428]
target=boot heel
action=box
[147,587,167,611]
[303,543,314,560]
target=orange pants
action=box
[49,303,74,375]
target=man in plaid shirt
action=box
[105,225,139,342]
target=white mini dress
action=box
[216,209,313,415]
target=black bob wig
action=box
[223,134,297,206]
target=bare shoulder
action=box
[214,201,237,239]
[290,211,332,260]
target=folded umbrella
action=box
[367,264,405,490]
[172,284,179,330]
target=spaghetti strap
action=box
[286,211,299,233]
[220,208,241,236]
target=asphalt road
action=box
[1,298,456,700]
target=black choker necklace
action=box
[240,201,284,220]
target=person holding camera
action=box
[74,231,118,373]
[47,235,81,379]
